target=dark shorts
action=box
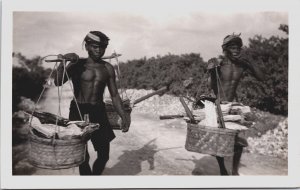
[69,100,116,151]
[235,131,248,147]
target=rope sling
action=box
[27,55,88,169]
[184,62,238,157]
[108,51,129,101]
[30,55,83,128]
[183,61,227,129]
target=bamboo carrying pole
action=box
[159,115,184,120]
[215,67,226,129]
[132,86,168,106]
[179,96,196,123]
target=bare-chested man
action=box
[54,31,131,175]
[207,33,265,175]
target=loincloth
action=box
[69,100,116,151]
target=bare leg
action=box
[216,156,228,175]
[79,149,92,175]
[232,145,243,175]
[92,143,110,175]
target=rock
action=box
[223,115,243,122]
[13,110,30,121]
[17,97,38,112]
[246,118,288,160]
[118,89,288,160]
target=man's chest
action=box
[220,60,245,81]
[80,64,109,82]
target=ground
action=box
[12,86,288,176]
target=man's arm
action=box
[207,57,220,96]
[53,53,79,86]
[105,63,131,132]
[237,57,265,81]
[245,61,265,81]
[230,51,266,81]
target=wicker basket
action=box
[105,99,131,130]
[106,109,131,130]
[185,123,238,157]
[28,130,86,169]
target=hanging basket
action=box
[185,123,238,157]
[105,99,132,130]
[28,129,86,169]
[27,56,88,169]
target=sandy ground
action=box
[15,86,287,176]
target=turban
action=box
[222,33,243,50]
[84,31,110,47]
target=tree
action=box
[237,25,288,115]
[12,53,51,112]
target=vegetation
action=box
[12,25,288,116]
[118,25,288,116]
[12,53,51,112]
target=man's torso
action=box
[217,58,246,101]
[72,58,110,104]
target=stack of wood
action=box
[191,101,254,130]
[28,111,100,140]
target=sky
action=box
[13,11,288,66]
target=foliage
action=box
[118,53,209,98]
[237,25,288,115]
[118,25,288,115]
[12,53,51,112]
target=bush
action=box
[118,26,288,116]
[12,53,51,112]
[238,27,288,115]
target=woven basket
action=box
[28,130,86,169]
[185,123,238,157]
[105,99,131,130]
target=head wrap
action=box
[222,33,243,50]
[83,31,110,48]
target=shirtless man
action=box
[207,33,265,175]
[54,31,131,175]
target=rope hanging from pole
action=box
[29,55,85,137]
[215,67,226,129]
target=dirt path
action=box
[28,86,287,176]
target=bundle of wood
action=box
[191,101,254,131]
[30,111,70,126]
[30,114,100,140]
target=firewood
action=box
[31,111,69,126]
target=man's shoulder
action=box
[102,60,115,74]
[102,60,113,68]
[72,58,87,70]
[207,56,225,70]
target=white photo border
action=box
[1,0,300,188]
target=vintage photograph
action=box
[2,0,299,189]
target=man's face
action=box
[86,43,106,61]
[227,44,241,58]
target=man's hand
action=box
[228,50,250,67]
[207,57,221,70]
[121,113,131,133]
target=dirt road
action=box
[30,86,287,176]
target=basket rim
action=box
[187,123,238,134]
[29,129,85,145]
